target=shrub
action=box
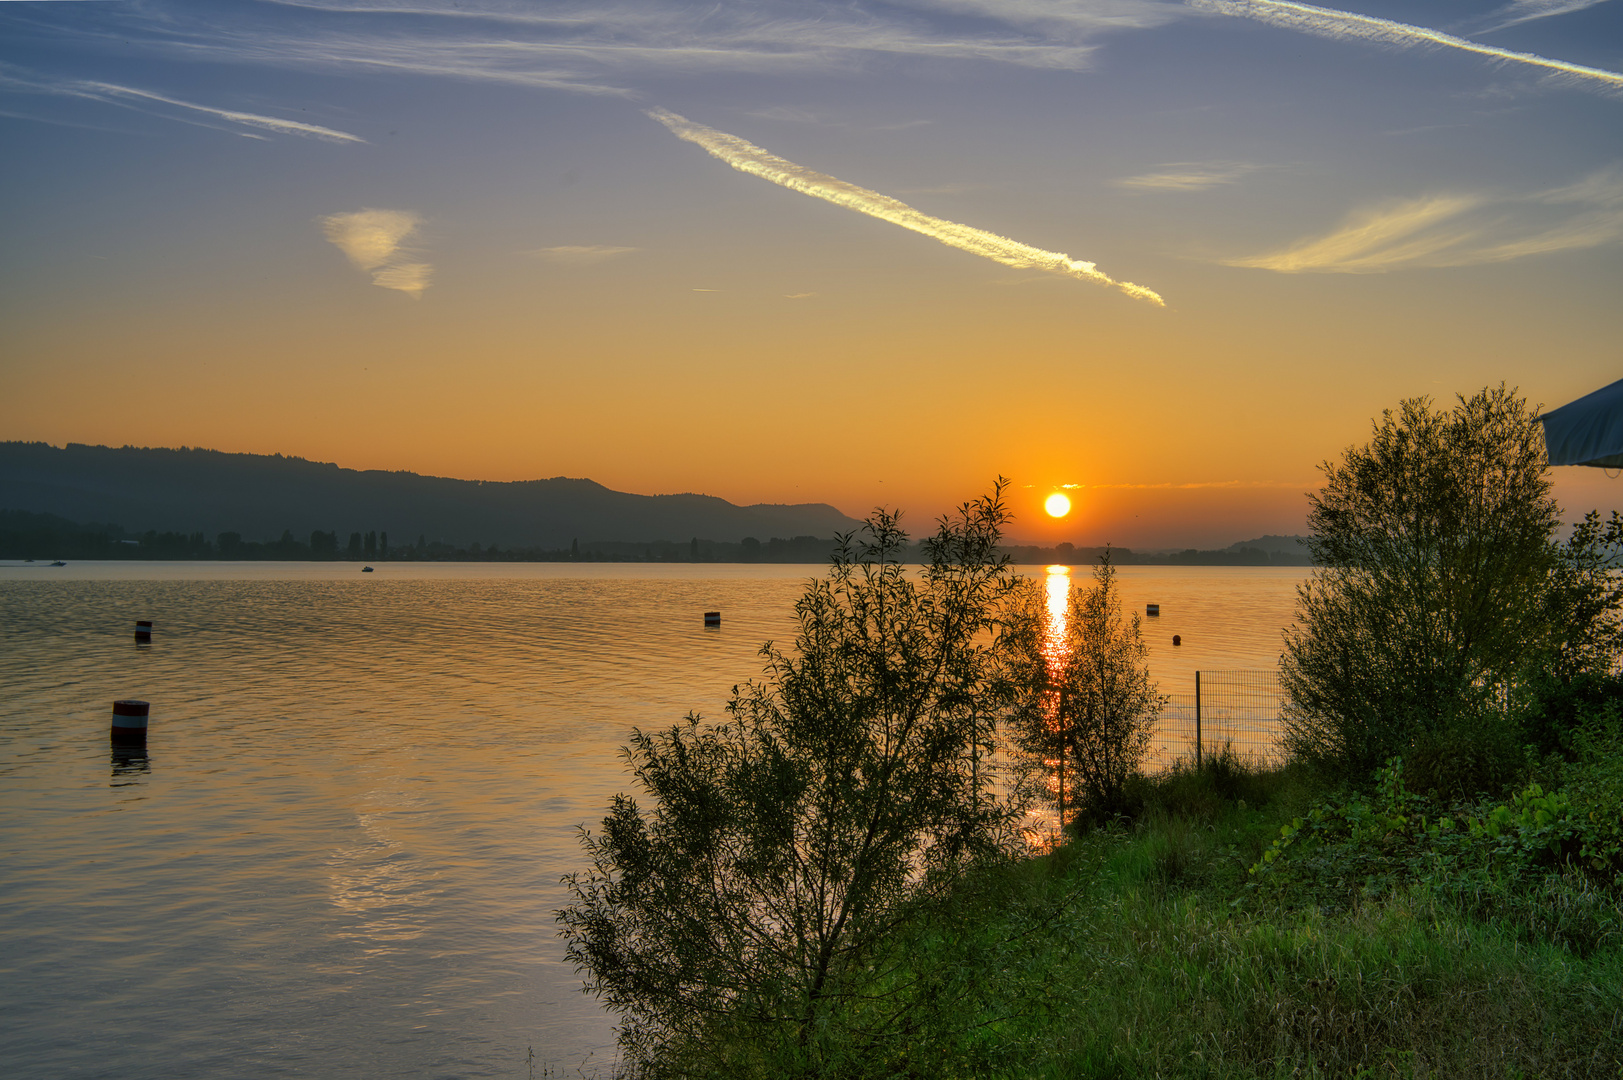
[1278,385,1623,783]
[558,486,1030,1077]
[1007,548,1162,824]
[1249,758,1623,953]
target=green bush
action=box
[1249,759,1623,955]
[1566,703,1623,882]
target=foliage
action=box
[1008,548,1163,824]
[1279,384,1616,783]
[557,485,1029,1077]
[1248,758,1623,956]
[1565,702,1623,882]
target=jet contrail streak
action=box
[1188,0,1623,91]
[85,82,367,142]
[648,108,1164,306]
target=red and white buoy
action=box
[134,620,153,642]
[704,611,721,627]
[111,699,150,745]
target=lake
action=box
[0,561,1307,1077]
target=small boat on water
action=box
[50,560,67,567]
[362,566,375,572]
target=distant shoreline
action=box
[2,506,1312,566]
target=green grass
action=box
[647,751,1623,1079]
[883,755,1623,1080]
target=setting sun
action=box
[1044,493,1072,518]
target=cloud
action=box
[368,262,433,297]
[1228,167,1623,272]
[1480,0,1614,33]
[1187,0,1623,95]
[1115,161,1259,191]
[745,105,829,124]
[529,244,639,263]
[0,64,365,141]
[323,208,419,269]
[81,81,366,141]
[20,1,1180,99]
[648,108,1164,306]
[15,0,1617,107]
[322,208,432,295]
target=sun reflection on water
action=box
[1021,565,1075,850]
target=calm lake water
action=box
[0,561,1306,1078]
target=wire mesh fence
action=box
[1146,669,1287,772]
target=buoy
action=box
[1172,634,1181,647]
[111,699,150,745]
[704,611,721,627]
[134,619,153,642]
[1146,604,1160,617]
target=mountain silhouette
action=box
[0,442,862,547]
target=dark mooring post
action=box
[1194,670,1202,770]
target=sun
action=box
[1044,492,1072,518]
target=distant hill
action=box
[0,442,863,548]
[1226,535,1310,559]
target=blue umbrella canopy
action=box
[1540,378,1623,469]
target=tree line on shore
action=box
[0,509,1312,566]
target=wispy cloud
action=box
[82,82,366,141]
[17,1,1180,99]
[322,208,432,296]
[1228,167,1623,272]
[368,262,433,296]
[14,0,1616,107]
[1188,0,1623,94]
[1479,0,1613,34]
[0,64,365,141]
[529,244,639,263]
[649,108,1164,306]
[1115,161,1259,191]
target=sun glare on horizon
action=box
[1044,492,1072,518]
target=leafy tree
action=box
[1280,384,1619,785]
[1009,549,1162,824]
[1517,509,1623,759]
[559,484,1027,1076]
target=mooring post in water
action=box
[111,699,150,747]
[704,611,720,627]
[1194,671,1202,770]
[134,620,152,642]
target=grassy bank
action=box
[673,755,1623,1080]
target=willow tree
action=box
[1279,385,1593,785]
[1009,549,1161,826]
[558,484,1027,1076]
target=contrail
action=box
[1188,0,1623,92]
[82,81,368,142]
[648,108,1164,307]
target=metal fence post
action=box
[1195,670,1202,770]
